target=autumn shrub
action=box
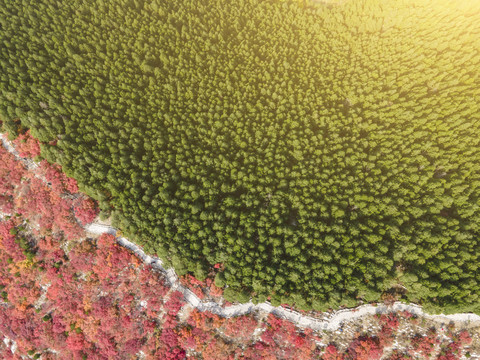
[410,332,439,358]
[348,335,384,360]
[2,0,480,310]
[323,344,344,360]
[11,130,41,159]
[73,198,98,225]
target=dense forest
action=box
[0,140,476,360]
[0,0,479,312]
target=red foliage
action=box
[257,314,316,359]
[14,177,84,240]
[0,220,27,262]
[202,338,235,360]
[92,234,135,281]
[261,314,297,346]
[223,314,257,340]
[187,310,223,333]
[241,341,278,360]
[456,330,472,345]
[66,333,87,351]
[1,142,84,239]
[379,313,399,330]
[67,240,96,273]
[209,282,223,297]
[387,350,413,360]
[323,344,344,360]
[180,274,208,299]
[39,160,78,194]
[0,191,175,360]
[436,347,460,360]
[164,291,186,316]
[0,147,26,213]
[183,274,204,286]
[347,336,384,360]
[410,332,439,358]
[73,197,98,225]
[11,130,41,159]
[401,311,415,319]
[124,338,142,354]
[189,283,206,299]
[435,331,472,360]
[162,348,186,360]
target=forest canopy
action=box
[0,0,479,312]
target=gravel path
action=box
[86,223,480,331]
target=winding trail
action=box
[2,132,480,332]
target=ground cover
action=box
[0,0,479,311]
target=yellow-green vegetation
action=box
[0,0,479,312]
